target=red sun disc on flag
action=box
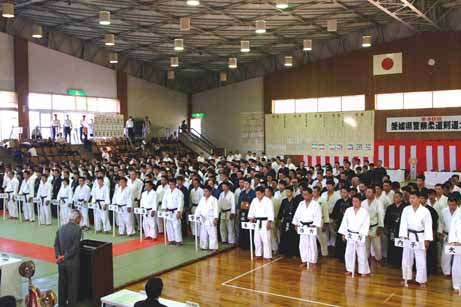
[381,58,394,70]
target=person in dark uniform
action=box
[384,191,407,267]
[277,186,299,257]
[134,277,166,307]
[238,178,256,249]
[418,189,439,275]
[54,209,82,307]
[176,176,189,237]
[331,186,352,262]
[51,168,62,217]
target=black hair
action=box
[145,277,163,299]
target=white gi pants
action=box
[441,241,453,276]
[7,199,18,217]
[200,222,218,250]
[220,214,235,244]
[317,228,329,256]
[118,209,135,235]
[254,220,272,259]
[452,255,461,291]
[95,207,111,232]
[299,234,318,264]
[190,205,199,236]
[402,247,427,284]
[166,214,182,243]
[345,240,370,275]
[39,202,52,225]
[23,200,35,221]
[60,204,71,225]
[143,213,157,239]
[366,228,382,261]
[271,221,279,253]
[79,207,89,227]
[156,203,164,234]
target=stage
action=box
[0,217,233,301]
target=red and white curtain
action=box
[300,155,371,167]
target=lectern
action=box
[79,240,113,306]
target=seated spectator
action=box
[31,126,42,140]
[134,277,166,307]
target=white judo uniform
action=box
[338,207,370,275]
[57,185,73,225]
[440,207,458,276]
[292,200,322,264]
[112,186,134,235]
[218,190,236,244]
[140,189,157,239]
[248,196,275,259]
[195,195,219,250]
[362,198,385,261]
[19,177,35,221]
[190,186,204,236]
[37,181,52,225]
[91,184,112,232]
[315,196,330,256]
[73,184,91,227]
[399,205,433,284]
[448,211,461,291]
[128,178,143,224]
[162,187,184,243]
[156,184,168,233]
[5,177,19,218]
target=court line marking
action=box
[383,292,395,303]
[221,257,284,285]
[222,284,344,307]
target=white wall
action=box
[0,32,15,91]
[127,76,188,135]
[192,77,264,153]
[28,42,116,98]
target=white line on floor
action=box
[383,292,395,303]
[222,283,344,307]
[221,257,284,285]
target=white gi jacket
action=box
[218,191,235,219]
[399,205,433,241]
[195,196,219,226]
[162,188,184,213]
[292,200,322,228]
[338,207,370,237]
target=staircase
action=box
[178,128,223,156]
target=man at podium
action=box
[134,277,167,307]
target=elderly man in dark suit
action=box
[54,209,82,307]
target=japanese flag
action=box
[373,52,402,75]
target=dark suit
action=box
[134,299,167,307]
[54,222,82,307]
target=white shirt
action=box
[80,119,88,128]
[37,181,52,201]
[292,200,322,228]
[190,187,204,205]
[52,119,60,128]
[28,148,38,157]
[195,195,219,226]
[140,189,157,211]
[162,188,184,212]
[91,184,110,204]
[126,119,134,128]
[218,191,235,214]
[338,207,370,237]
[248,196,275,221]
[112,186,133,208]
[73,184,91,203]
[399,205,433,241]
[63,119,72,128]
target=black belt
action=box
[191,203,198,207]
[408,229,424,242]
[166,208,178,212]
[6,191,13,200]
[443,231,448,235]
[300,221,313,226]
[40,196,47,204]
[255,217,268,229]
[370,223,378,228]
[347,229,359,234]
[96,199,105,209]
[77,199,85,202]
[221,208,231,213]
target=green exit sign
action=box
[192,112,205,118]
[68,89,86,96]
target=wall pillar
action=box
[14,37,30,139]
[117,70,128,120]
[187,93,192,128]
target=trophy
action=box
[19,261,57,307]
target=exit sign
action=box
[68,89,86,96]
[192,112,205,118]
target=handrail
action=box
[182,128,216,149]
[178,132,213,154]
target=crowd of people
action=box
[1,149,461,293]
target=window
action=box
[0,110,19,140]
[375,93,404,110]
[0,91,18,109]
[273,95,366,114]
[52,94,76,110]
[433,90,461,108]
[318,97,341,112]
[29,93,52,109]
[295,98,317,113]
[341,95,365,111]
[403,91,432,109]
[273,99,295,114]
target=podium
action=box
[79,240,113,306]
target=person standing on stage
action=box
[73,177,91,230]
[248,186,274,260]
[277,186,299,257]
[195,185,219,251]
[384,191,407,266]
[338,195,371,277]
[54,209,82,307]
[292,187,322,269]
[126,116,135,141]
[238,178,256,249]
[399,190,433,287]
[63,115,72,143]
[140,181,158,240]
[79,115,88,143]
[51,114,60,141]
[162,179,184,245]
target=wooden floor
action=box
[127,248,460,307]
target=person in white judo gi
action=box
[448,200,461,293]
[4,170,19,219]
[73,177,91,230]
[19,170,35,222]
[195,185,219,250]
[218,182,236,244]
[313,186,330,257]
[57,178,73,225]
[112,177,135,236]
[189,178,203,237]
[399,190,433,287]
[338,195,371,277]
[361,186,385,263]
[91,177,111,233]
[162,179,184,245]
[37,174,53,225]
[440,195,459,277]
[248,186,275,260]
[156,176,168,234]
[140,181,158,240]
[128,170,143,225]
[292,187,322,269]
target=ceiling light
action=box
[327,19,337,32]
[32,25,43,39]
[170,57,179,67]
[104,34,115,46]
[276,0,288,9]
[228,58,237,69]
[241,40,250,53]
[109,53,118,64]
[284,56,293,67]
[2,3,14,18]
[99,11,111,25]
[174,39,184,51]
[255,20,266,34]
[186,0,200,6]
[219,72,227,82]
[180,17,191,31]
[168,70,175,80]
[362,35,372,48]
[303,39,312,51]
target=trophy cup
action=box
[19,261,57,307]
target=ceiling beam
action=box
[366,0,417,31]
[400,0,441,29]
